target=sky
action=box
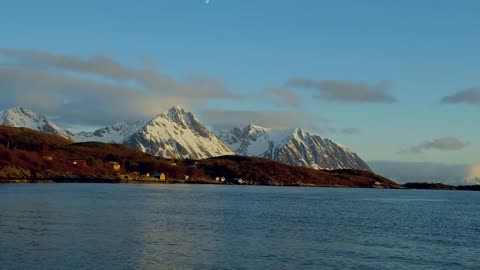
[1,0,479,172]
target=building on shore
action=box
[109,162,121,172]
[154,172,166,181]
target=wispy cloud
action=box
[285,77,396,103]
[0,48,374,134]
[324,127,360,135]
[401,137,468,153]
[339,128,360,134]
[260,87,301,107]
[0,48,237,99]
[0,48,241,126]
[441,88,480,106]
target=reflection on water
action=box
[1,184,479,269]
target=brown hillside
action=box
[199,155,399,187]
[0,126,72,151]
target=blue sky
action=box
[1,0,479,165]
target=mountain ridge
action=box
[216,124,371,171]
[0,107,73,140]
[0,106,370,170]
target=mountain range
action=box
[0,106,370,170]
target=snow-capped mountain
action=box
[124,106,235,159]
[216,124,371,170]
[0,107,73,140]
[0,106,234,159]
[0,107,370,170]
[74,121,145,143]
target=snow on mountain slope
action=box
[216,124,371,170]
[124,106,235,159]
[0,107,73,140]
[1,106,233,159]
[0,107,369,168]
[74,121,145,143]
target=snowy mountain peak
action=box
[1,107,370,171]
[73,106,233,159]
[123,107,234,159]
[2,107,46,125]
[168,105,186,116]
[110,122,129,130]
[246,124,269,132]
[0,107,72,140]
[152,106,211,138]
[4,107,34,116]
[74,121,145,143]
[216,124,371,171]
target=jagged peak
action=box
[5,106,32,112]
[167,105,186,116]
[0,107,72,140]
[109,122,129,129]
[3,107,43,118]
[292,128,317,139]
[246,123,266,129]
[1,107,56,125]
[245,124,270,132]
[152,106,196,123]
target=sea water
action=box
[0,184,479,269]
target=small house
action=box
[109,162,121,172]
[154,172,166,181]
[71,159,87,167]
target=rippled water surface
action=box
[1,184,479,269]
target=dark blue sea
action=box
[0,184,479,270]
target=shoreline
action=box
[0,178,389,188]
[1,179,480,191]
